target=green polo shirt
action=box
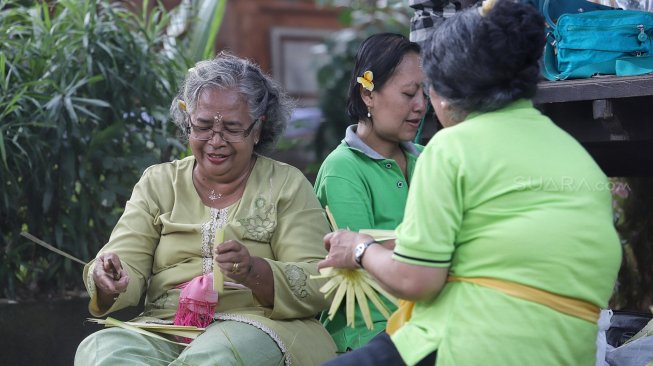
[315,125,423,232]
[392,100,621,365]
[314,125,423,352]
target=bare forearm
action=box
[361,245,447,301]
[318,230,448,301]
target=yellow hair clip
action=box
[357,70,374,92]
[178,100,187,111]
[479,0,498,17]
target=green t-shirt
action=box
[392,100,622,366]
[314,125,422,352]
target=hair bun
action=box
[482,0,545,67]
[422,0,545,113]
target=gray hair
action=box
[170,52,292,154]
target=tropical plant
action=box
[312,0,411,162]
[0,0,192,300]
[610,177,653,312]
[166,0,226,62]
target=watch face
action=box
[354,243,365,263]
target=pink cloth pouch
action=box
[173,273,218,328]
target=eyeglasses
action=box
[187,113,259,143]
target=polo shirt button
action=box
[385,163,392,169]
[397,181,404,188]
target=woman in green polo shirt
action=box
[313,33,427,352]
[318,1,621,365]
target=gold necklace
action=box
[206,185,238,201]
[208,190,222,201]
[200,157,256,202]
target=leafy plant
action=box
[188,0,226,61]
[0,0,189,300]
[610,177,653,312]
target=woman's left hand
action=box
[214,240,253,283]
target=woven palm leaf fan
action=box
[312,207,398,329]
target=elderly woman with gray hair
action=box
[74,52,336,365]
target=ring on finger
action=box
[231,262,240,273]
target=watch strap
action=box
[355,239,380,268]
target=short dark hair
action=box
[347,33,421,123]
[422,0,545,113]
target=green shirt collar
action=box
[343,125,421,160]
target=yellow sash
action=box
[386,276,599,335]
[386,299,414,335]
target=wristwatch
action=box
[354,239,380,268]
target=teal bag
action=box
[521,0,614,22]
[542,0,653,80]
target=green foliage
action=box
[610,178,653,312]
[188,0,226,61]
[313,1,411,162]
[0,0,189,300]
[164,0,226,62]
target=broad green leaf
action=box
[88,122,124,153]
[0,52,6,90]
[41,0,51,29]
[63,95,78,124]
[0,131,6,169]
[72,104,102,120]
[188,0,226,61]
[71,96,111,107]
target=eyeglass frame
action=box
[186,117,260,143]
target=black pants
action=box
[322,332,436,366]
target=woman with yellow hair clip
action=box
[314,32,426,353]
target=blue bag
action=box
[521,0,614,22]
[541,0,653,80]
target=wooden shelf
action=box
[533,74,653,176]
[535,74,653,104]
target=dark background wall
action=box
[0,298,141,366]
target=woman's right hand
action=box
[318,230,373,270]
[92,252,129,301]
